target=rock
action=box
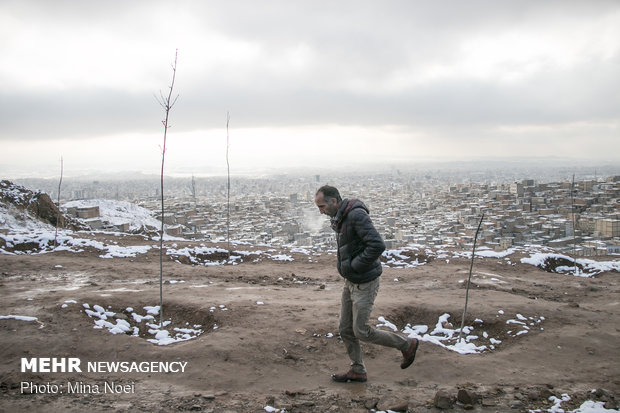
[510,400,524,409]
[377,396,408,412]
[176,255,192,265]
[593,389,616,408]
[295,400,315,408]
[364,398,378,409]
[457,389,475,405]
[527,389,540,401]
[539,388,554,400]
[434,390,454,409]
[594,388,612,399]
[114,313,129,321]
[27,191,64,227]
[284,352,300,361]
[284,389,307,397]
[527,385,554,401]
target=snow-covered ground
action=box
[2,197,619,412]
[1,195,618,355]
[377,310,544,355]
[2,197,619,275]
[63,199,161,232]
[77,302,205,346]
[529,397,620,413]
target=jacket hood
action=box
[331,198,368,230]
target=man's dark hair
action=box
[316,185,342,203]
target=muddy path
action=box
[1,245,619,412]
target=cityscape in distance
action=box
[12,161,620,257]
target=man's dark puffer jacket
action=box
[331,198,386,284]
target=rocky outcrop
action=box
[0,180,86,231]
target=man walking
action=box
[315,185,419,383]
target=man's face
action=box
[315,192,339,217]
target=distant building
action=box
[499,238,514,249]
[510,183,524,196]
[77,206,100,219]
[84,218,102,230]
[114,223,130,232]
[595,219,620,238]
[166,225,183,237]
[606,243,620,254]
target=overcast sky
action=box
[1,0,619,178]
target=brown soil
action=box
[0,237,619,412]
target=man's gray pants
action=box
[339,277,410,373]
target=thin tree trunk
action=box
[571,174,578,275]
[54,156,63,247]
[226,111,231,258]
[191,174,197,211]
[158,49,179,328]
[458,213,484,343]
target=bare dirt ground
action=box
[1,236,619,412]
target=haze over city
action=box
[1,1,619,179]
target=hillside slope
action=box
[1,236,619,412]
[1,181,619,412]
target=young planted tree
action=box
[191,174,197,211]
[458,213,484,343]
[156,49,179,328]
[54,156,64,247]
[570,174,578,275]
[226,111,231,258]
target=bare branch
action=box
[170,94,180,109]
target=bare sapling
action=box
[226,111,231,258]
[191,174,197,211]
[156,49,179,328]
[54,156,64,247]
[458,213,484,343]
[570,174,578,275]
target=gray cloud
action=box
[1,0,619,168]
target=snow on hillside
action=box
[3,196,620,275]
[0,202,53,234]
[63,199,161,231]
[520,252,620,277]
[0,185,170,256]
[1,181,618,276]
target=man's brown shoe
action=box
[331,368,367,383]
[401,338,419,369]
